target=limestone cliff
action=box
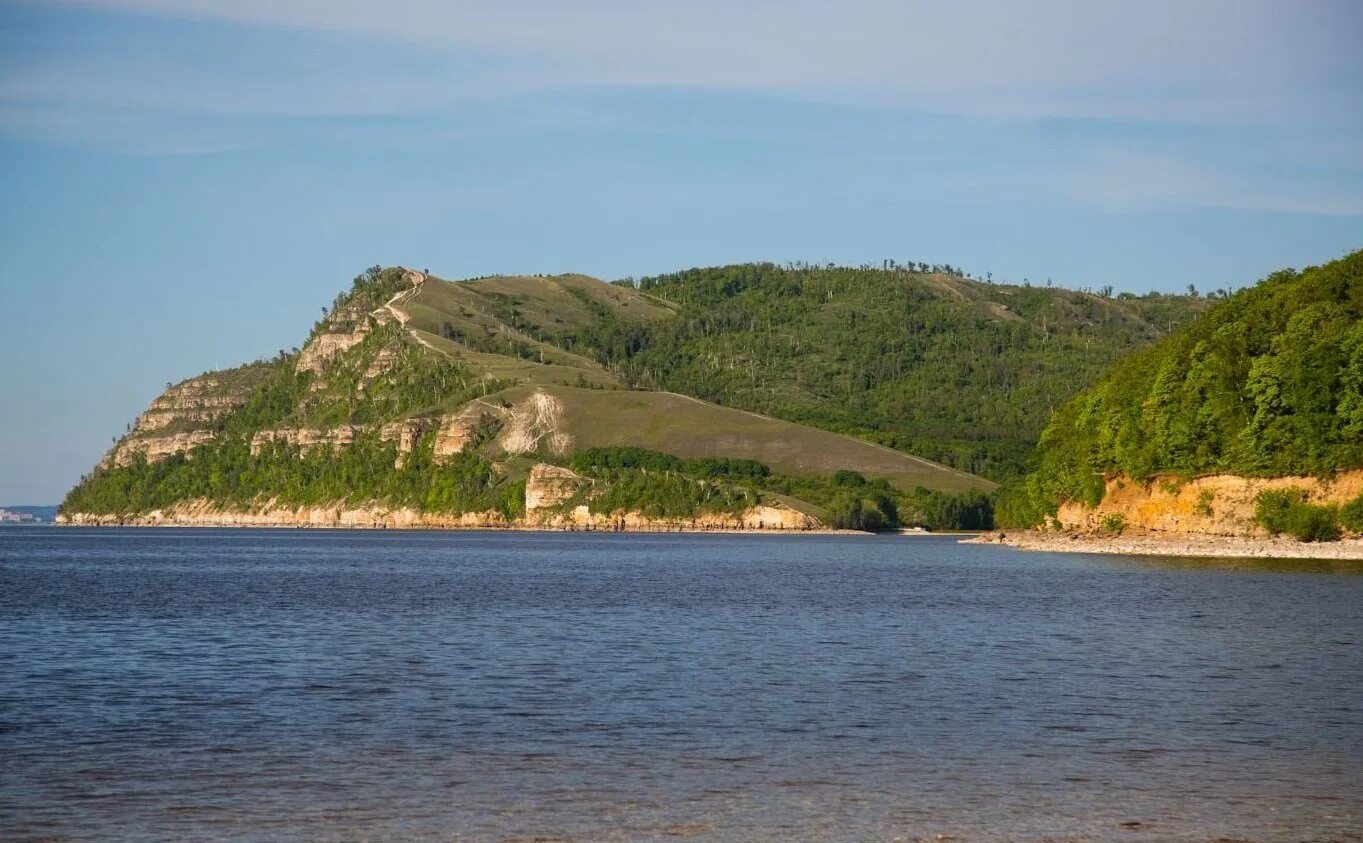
[101,363,275,469]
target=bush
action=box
[1101,513,1126,534]
[1254,488,1341,542]
[1292,506,1342,542]
[1195,489,1215,517]
[832,470,867,487]
[1340,494,1363,534]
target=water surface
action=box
[2,528,1360,841]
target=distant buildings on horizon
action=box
[0,507,56,524]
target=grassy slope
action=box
[484,384,993,493]
[397,274,991,491]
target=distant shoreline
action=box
[55,519,870,536]
[966,530,1363,560]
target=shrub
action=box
[1254,488,1341,542]
[1195,489,1215,518]
[1100,513,1126,534]
[1338,493,1363,534]
[1292,506,1342,542]
[832,470,867,487]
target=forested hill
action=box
[569,264,1206,480]
[1000,249,1363,526]
[62,260,1210,530]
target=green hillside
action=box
[569,263,1206,480]
[62,260,1217,530]
[63,266,995,530]
[999,249,1363,527]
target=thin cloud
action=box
[34,0,1363,125]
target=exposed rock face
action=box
[133,375,253,433]
[1057,469,1363,536]
[434,407,499,458]
[296,268,425,376]
[499,390,572,456]
[251,426,361,454]
[525,464,589,510]
[102,430,219,469]
[296,327,370,375]
[251,418,440,467]
[360,346,398,384]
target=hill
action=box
[999,249,1363,539]
[61,267,994,532]
[577,263,1206,480]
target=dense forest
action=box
[554,264,1204,480]
[999,250,1363,528]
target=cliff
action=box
[1055,469,1363,537]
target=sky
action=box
[1,0,1361,504]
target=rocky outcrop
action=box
[434,407,499,458]
[133,375,254,433]
[1057,469,1363,537]
[360,346,398,384]
[250,418,441,467]
[251,425,362,455]
[102,430,218,469]
[295,327,371,375]
[297,268,426,376]
[499,390,572,456]
[525,464,589,510]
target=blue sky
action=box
[1,0,1361,503]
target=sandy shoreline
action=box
[966,530,1363,560]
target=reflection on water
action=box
[2,528,1360,842]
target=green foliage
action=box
[1195,489,1216,517]
[1253,489,1341,543]
[833,470,867,487]
[1101,513,1126,534]
[567,446,991,531]
[300,324,497,427]
[1338,494,1363,534]
[1002,251,1363,525]
[586,470,757,519]
[63,430,520,518]
[895,487,994,531]
[562,263,1202,481]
